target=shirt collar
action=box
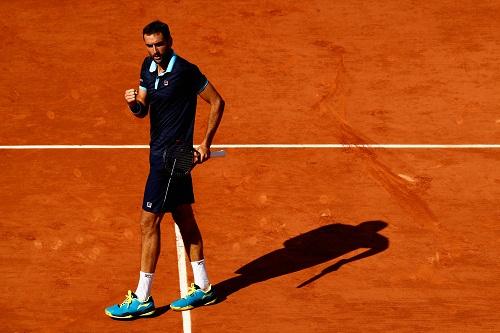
[149,51,177,75]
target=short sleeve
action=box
[139,58,149,91]
[192,65,208,94]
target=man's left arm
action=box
[196,82,225,163]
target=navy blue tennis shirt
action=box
[138,52,208,156]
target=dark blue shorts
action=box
[142,152,194,213]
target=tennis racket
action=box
[161,144,225,211]
[163,144,226,177]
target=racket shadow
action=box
[213,220,389,302]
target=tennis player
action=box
[105,20,224,319]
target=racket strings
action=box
[173,153,194,176]
[166,146,196,177]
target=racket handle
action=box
[211,150,226,158]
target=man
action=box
[105,20,224,319]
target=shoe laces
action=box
[120,290,134,307]
[186,283,198,297]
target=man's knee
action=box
[172,205,201,236]
[172,204,196,225]
[140,210,163,234]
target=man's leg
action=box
[135,210,164,302]
[139,209,164,272]
[170,204,217,310]
[172,204,203,262]
[104,209,161,318]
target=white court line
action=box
[0,144,499,149]
[174,224,191,333]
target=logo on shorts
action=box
[163,80,169,86]
[146,202,153,208]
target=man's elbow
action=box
[215,97,225,112]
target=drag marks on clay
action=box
[398,174,416,183]
[314,44,438,227]
[409,175,433,194]
[365,159,437,227]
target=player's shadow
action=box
[213,220,389,300]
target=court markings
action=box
[0,144,499,149]
[2,142,498,333]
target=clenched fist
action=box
[124,89,138,104]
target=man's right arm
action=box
[124,87,148,118]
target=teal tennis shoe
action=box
[105,290,156,319]
[170,283,217,311]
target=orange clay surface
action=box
[1,1,499,332]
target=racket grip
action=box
[211,150,226,158]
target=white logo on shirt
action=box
[147,202,152,208]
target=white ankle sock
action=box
[191,259,210,290]
[135,271,154,302]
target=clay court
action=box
[1,1,499,332]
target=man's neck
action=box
[157,50,174,73]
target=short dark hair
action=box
[143,20,171,39]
